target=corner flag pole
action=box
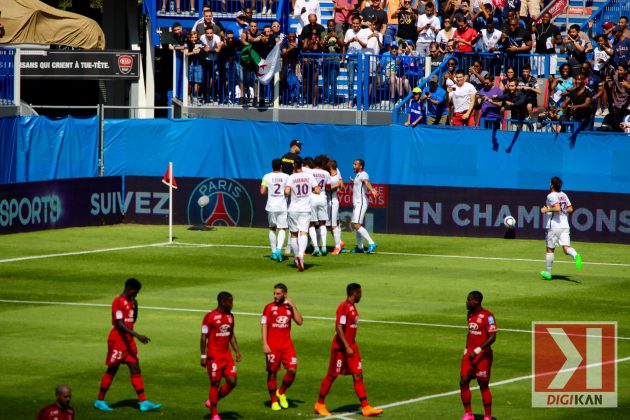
[168,161,173,244]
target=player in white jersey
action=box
[261,159,290,262]
[326,159,345,255]
[350,159,378,254]
[285,157,321,272]
[540,176,583,280]
[309,156,331,256]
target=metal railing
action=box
[580,0,630,32]
[0,48,19,106]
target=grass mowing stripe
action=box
[0,242,170,264]
[326,356,630,419]
[1,299,629,341]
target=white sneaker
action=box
[267,8,272,15]
[595,109,603,116]
[261,6,267,14]
[602,109,609,116]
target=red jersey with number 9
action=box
[466,309,497,354]
[333,300,359,349]
[202,310,234,356]
[108,295,135,342]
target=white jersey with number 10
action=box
[287,172,318,212]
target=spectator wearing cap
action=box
[415,2,440,56]
[394,0,418,47]
[421,74,448,124]
[587,20,614,44]
[405,87,426,127]
[605,26,630,67]
[294,0,321,34]
[334,0,358,34]
[282,140,302,175]
[380,41,403,105]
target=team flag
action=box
[162,164,178,189]
[240,35,284,86]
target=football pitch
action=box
[0,225,629,420]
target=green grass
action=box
[0,225,629,419]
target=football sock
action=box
[298,235,308,259]
[318,374,336,404]
[276,230,286,251]
[352,376,369,408]
[267,376,278,402]
[480,383,492,417]
[269,230,277,252]
[333,228,341,246]
[356,231,363,249]
[130,373,146,402]
[219,382,234,399]
[460,383,472,412]
[309,226,319,251]
[209,385,219,415]
[319,226,327,250]
[278,371,295,395]
[545,252,554,274]
[357,226,374,245]
[290,237,298,257]
[566,247,577,258]
[97,372,114,400]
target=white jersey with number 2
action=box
[545,191,571,229]
[261,172,289,212]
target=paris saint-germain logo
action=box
[187,178,254,227]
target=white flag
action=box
[256,35,284,86]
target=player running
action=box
[285,157,321,271]
[314,283,384,417]
[309,156,331,256]
[460,291,497,420]
[540,176,583,280]
[261,283,304,411]
[94,278,161,412]
[350,159,378,254]
[261,158,290,262]
[201,292,242,420]
[327,159,345,254]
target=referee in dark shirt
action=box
[281,139,302,174]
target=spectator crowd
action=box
[167,1,630,131]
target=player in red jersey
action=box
[460,291,497,420]
[315,283,384,417]
[261,283,303,411]
[94,278,160,412]
[37,384,74,420]
[201,291,242,420]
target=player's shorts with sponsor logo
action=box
[266,346,298,372]
[351,201,368,225]
[311,198,329,222]
[288,211,311,233]
[207,352,237,381]
[326,200,339,227]
[460,350,493,381]
[327,344,362,376]
[106,338,138,366]
[267,210,288,229]
[545,227,571,248]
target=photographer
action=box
[561,73,593,131]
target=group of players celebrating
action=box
[261,140,379,272]
[90,278,497,419]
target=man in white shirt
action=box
[200,27,223,103]
[285,157,321,271]
[326,159,345,254]
[309,156,331,256]
[350,159,378,254]
[415,2,440,55]
[294,0,321,34]
[343,16,371,107]
[260,159,290,262]
[540,176,582,280]
[449,69,477,126]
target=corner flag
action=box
[162,164,178,189]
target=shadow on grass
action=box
[551,275,580,284]
[474,415,496,420]
[109,399,140,409]
[204,411,242,419]
[263,398,305,409]
[331,403,361,413]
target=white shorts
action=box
[546,228,570,248]
[327,200,339,227]
[351,201,368,225]
[267,210,288,229]
[289,211,311,233]
[311,199,328,222]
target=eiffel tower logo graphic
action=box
[204,192,237,226]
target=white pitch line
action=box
[1,299,629,341]
[167,241,630,268]
[325,356,630,419]
[0,242,171,264]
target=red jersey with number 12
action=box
[202,309,234,356]
[262,302,294,350]
[108,295,135,342]
[333,300,359,348]
[466,308,497,355]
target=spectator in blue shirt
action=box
[405,87,426,127]
[421,75,447,124]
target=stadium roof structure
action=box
[0,0,105,49]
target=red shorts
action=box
[207,353,237,382]
[460,351,493,381]
[452,112,476,127]
[106,339,138,366]
[266,346,298,372]
[327,345,362,377]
